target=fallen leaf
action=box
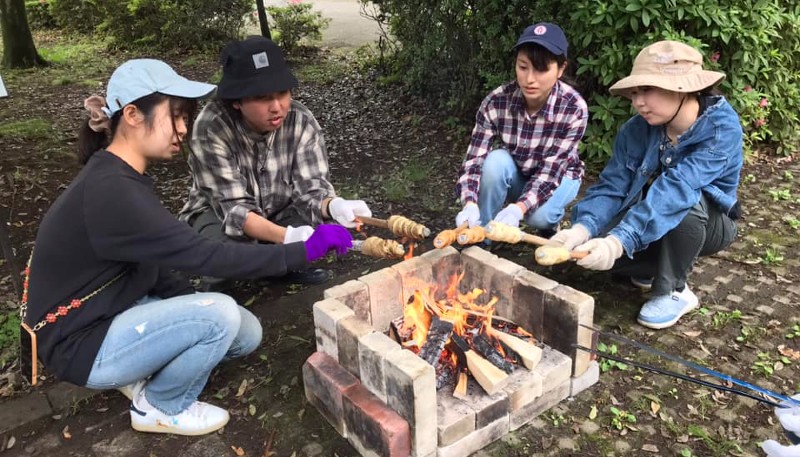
[642,444,659,453]
[650,401,661,415]
[778,345,800,361]
[699,342,713,356]
[231,445,245,456]
[589,405,598,420]
[6,436,15,449]
[677,434,689,443]
[682,330,702,338]
[236,379,248,398]
[62,425,71,440]
[610,395,622,406]
[249,404,257,416]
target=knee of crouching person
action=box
[195,292,242,334]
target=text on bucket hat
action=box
[608,41,725,97]
[104,59,216,117]
[217,37,298,100]
[513,22,569,57]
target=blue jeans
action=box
[85,292,262,415]
[478,149,581,229]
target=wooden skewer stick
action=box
[434,222,469,249]
[356,215,431,240]
[492,331,542,371]
[485,221,589,265]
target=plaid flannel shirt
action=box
[179,99,335,238]
[456,80,588,212]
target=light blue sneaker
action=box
[637,286,699,329]
[630,276,653,290]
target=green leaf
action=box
[589,405,598,419]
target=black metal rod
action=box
[574,344,783,408]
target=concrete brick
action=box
[461,247,525,318]
[422,246,462,290]
[359,268,405,333]
[343,384,411,457]
[45,382,97,411]
[324,280,371,322]
[503,368,543,412]
[303,352,360,437]
[384,349,437,457]
[542,285,594,377]
[436,415,510,457]
[338,316,375,377]
[454,379,509,428]
[313,298,356,360]
[0,392,51,433]
[437,394,476,447]
[570,360,600,398]
[359,332,403,402]
[510,379,570,431]
[535,345,572,393]
[392,255,435,302]
[511,270,557,339]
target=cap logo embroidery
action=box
[534,25,547,35]
[252,52,270,69]
[653,53,674,64]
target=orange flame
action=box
[404,242,415,260]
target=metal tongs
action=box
[576,324,800,409]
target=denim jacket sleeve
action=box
[571,120,640,238]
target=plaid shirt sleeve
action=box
[457,96,497,204]
[189,110,262,238]
[288,112,335,225]
[518,104,588,211]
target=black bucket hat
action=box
[217,37,298,100]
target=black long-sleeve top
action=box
[25,151,307,385]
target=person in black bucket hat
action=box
[179,37,372,289]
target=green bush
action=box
[368,0,800,159]
[49,0,103,34]
[25,0,57,29]
[267,2,331,54]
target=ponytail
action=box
[77,116,118,165]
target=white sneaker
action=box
[118,379,146,401]
[130,390,229,436]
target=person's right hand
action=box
[455,202,481,228]
[546,224,590,250]
[304,224,353,262]
[284,225,315,243]
[761,394,800,456]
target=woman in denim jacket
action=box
[548,41,742,329]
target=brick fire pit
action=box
[303,246,599,457]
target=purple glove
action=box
[304,224,353,262]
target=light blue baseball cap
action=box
[103,59,216,117]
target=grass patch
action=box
[0,118,54,140]
[0,311,21,368]
[294,57,351,85]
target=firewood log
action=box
[492,331,542,371]
[450,334,509,395]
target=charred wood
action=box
[419,316,454,366]
[472,332,514,374]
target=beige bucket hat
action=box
[609,40,725,98]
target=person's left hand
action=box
[329,198,372,228]
[574,235,623,271]
[762,395,800,457]
[493,204,524,228]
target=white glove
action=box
[575,236,623,271]
[455,203,481,228]
[284,225,314,243]
[328,197,372,228]
[762,395,800,456]
[493,204,524,228]
[547,224,590,250]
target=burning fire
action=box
[394,272,536,395]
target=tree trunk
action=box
[0,0,47,69]
[255,0,272,39]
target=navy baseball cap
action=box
[513,22,568,57]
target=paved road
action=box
[247,0,382,49]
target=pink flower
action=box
[289,0,302,3]
[760,98,769,108]
[755,118,766,128]
[711,51,720,63]
[743,85,753,93]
